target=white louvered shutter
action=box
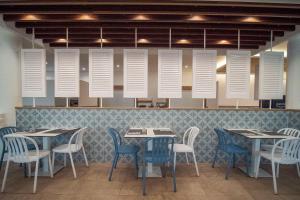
[55,49,80,97]
[226,50,251,99]
[158,49,182,98]
[89,49,114,97]
[123,49,148,98]
[21,49,46,97]
[259,51,284,99]
[192,50,217,99]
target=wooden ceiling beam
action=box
[1,4,300,18]
[49,42,259,49]
[35,34,272,41]
[16,22,295,31]
[25,28,285,37]
[4,14,300,25]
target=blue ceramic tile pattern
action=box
[15,108,300,165]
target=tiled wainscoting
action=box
[16,108,300,165]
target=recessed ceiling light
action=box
[116,64,120,68]
[56,38,68,43]
[184,65,189,69]
[187,15,205,21]
[132,14,150,20]
[76,14,96,20]
[217,40,231,45]
[21,14,40,21]
[241,17,261,23]
[176,39,191,44]
[82,67,86,71]
[96,38,109,43]
[138,38,150,44]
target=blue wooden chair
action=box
[212,128,250,179]
[0,127,19,171]
[142,137,176,195]
[107,128,140,181]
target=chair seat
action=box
[118,144,140,154]
[222,144,248,154]
[169,144,193,153]
[260,150,299,164]
[8,150,50,163]
[261,144,283,152]
[52,144,82,153]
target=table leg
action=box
[42,137,50,172]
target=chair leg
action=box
[1,159,10,192]
[185,152,189,165]
[142,162,146,196]
[52,152,55,170]
[255,154,261,179]
[297,163,300,178]
[33,161,39,193]
[114,154,119,169]
[64,153,67,167]
[172,155,177,192]
[245,154,250,175]
[192,151,199,176]
[173,152,177,168]
[225,153,233,180]
[212,148,218,168]
[276,163,280,178]
[82,146,89,167]
[48,155,53,178]
[272,161,278,194]
[0,146,4,172]
[69,153,77,179]
[108,154,118,181]
[134,153,139,178]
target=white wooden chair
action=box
[170,127,200,176]
[52,128,89,179]
[261,128,300,177]
[1,134,53,193]
[255,138,300,194]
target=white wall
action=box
[0,25,23,126]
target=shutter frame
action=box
[123,49,148,98]
[21,49,46,97]
[192,49,217,99]
[226,50,251,99]
[54,49,80,97]
[89,49,114,98]
[158,49,182,98]
[259,51,284,99]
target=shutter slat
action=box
[158,49,182,98]
[21,49,46,97]
[123,49,148,98]
[259,51,284,99]
[89,49,114,97]
[192,50,217,98]
[226,50,251,99]
[55,49,80,97]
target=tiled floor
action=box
[0,163,300,200]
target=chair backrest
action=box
[183,127,199,148]
[68,128,87,150]
[144,137,174,164]
[3,134,39,163]
[278,128,300,138]
[214,128,233,148]
[273,138,300,163]
[107,128,122,153]
[0,127,19,138]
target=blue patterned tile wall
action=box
[16,108,300,165]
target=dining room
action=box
[1,0,300,200]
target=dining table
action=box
[16,128,79,176]
[226,129,295,178]
[124,128,176,177]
